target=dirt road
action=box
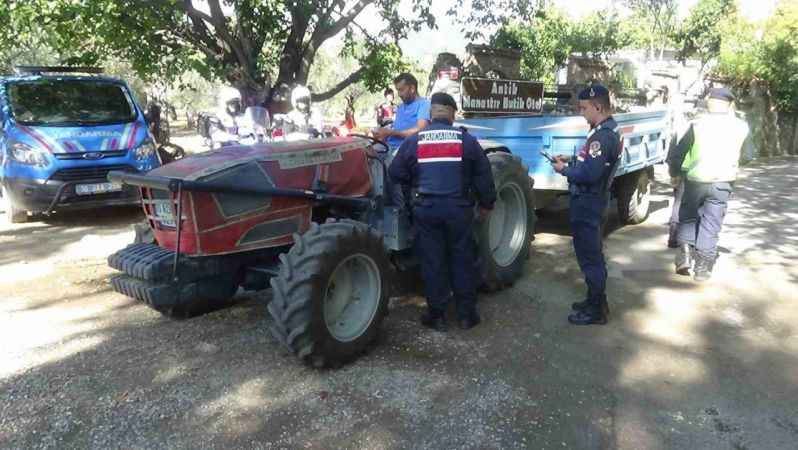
[1,158,796,449]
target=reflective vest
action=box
[682,113,749,182]
[416,127,464,197]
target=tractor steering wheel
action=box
[349,134,390,153]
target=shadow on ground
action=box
[1,159,797,449]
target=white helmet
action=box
[291,85,311,112]
[219,87,242,114]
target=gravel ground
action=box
[1,157,797,449]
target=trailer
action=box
[459,109,669,224]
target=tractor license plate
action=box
[153,201,176,227]
[75,182,123,195]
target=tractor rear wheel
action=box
[475,152,536,291]
[268,219,390,368]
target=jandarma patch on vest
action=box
[589,141,602,156]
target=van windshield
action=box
[7,79,137,126]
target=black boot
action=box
[420,311,448,332]
[571,299,610,316]
[675,243,694,276]
[693,254,716,282]
[458,311,481,330]
[667,223,679,248]
[568,307,608,325]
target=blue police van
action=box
[0,66,160,223]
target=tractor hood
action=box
[150,137,373,196]
[141,137,375,256]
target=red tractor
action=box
[107,137,535,367]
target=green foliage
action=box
[6,0,435,104]
[622,0,679,57]
[448,0,539,41]
[715,0,798,114]
[490,7,630,84]
[673,0,737,63]
[0,1,60,72]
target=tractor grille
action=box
[50,164,136,182]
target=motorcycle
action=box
[208,106,272,148]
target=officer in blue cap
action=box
[389,92,496,332]
[551,84,622,325]
[668,87,749,281]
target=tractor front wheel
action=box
[268,219,390,368]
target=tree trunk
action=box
[788,114,798,156]
[764,87,782,157]
[748,80,782,158]
[234,82,271,108]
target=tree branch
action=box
[205,0,252,75]
[312,0,374,47]
[312,65,368,102]
[179,0,221,55]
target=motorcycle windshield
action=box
[7,79,137,127]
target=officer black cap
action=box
[578,84,610,100]
[708,87,735,102]
[431,92,458,111]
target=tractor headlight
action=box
[135,139,157,160]
[10,142,49,167]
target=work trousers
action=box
[569,194,609,310]
[414,199,478,319]
[678,181,733,259]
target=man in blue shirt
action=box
[373,73,431,149]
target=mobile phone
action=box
[540,151,556,163]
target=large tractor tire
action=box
[1,186,27,224]
[268,219,391,368]
[616,169,652,225]
[475,152,536,291]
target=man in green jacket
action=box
[668,87,750,281]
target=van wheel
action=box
[1,186,28,224]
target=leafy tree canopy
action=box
[490,6,631,84]
[673,0,737,64]
[715,0,798,113]
[5,0,435,106]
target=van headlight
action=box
[10,142,49,167]
[135,139,157,160]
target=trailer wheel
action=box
[1,186,27,224]
[616,169,652,224]
[475,153,536,291]
[268,219,390,368]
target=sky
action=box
[397,0,778,64]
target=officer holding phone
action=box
[549,85,621,325]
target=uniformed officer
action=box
[668,87,749,281]
[388,92,496,332]
[551,84,622,326]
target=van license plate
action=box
[75,182,123,195]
